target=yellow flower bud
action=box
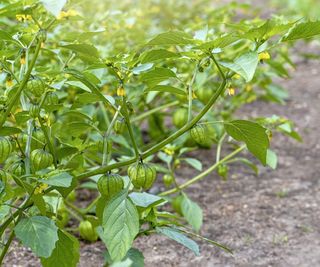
[117,86,125,97]
[227,87,235,96]
[258,51,271,61]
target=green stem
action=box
[0,39,42,127]
[216,133,226,163]
[122,97,139,158]
[159,145,245,196]
[131,100,179,123]
[38,117,57,168]
[24,120,34,174]
[84,196,100,214]
[102,106,121,165]
[187,65,198,122]
[0,229,15,264]
[65,201,85,219]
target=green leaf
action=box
[64,122,94,137]
[234,158,259,174]
[129,192,164,208]
[198,34,240,50]
[224,120,269,165]
[220,52,259,82]
[140,68,177,87]
[41,0,66,17]
[41,230,80,267]
[145,85,185,95]
[183,158,202,171]
[266,149,277,169]
[181,193,203,232]
[40,171,73,188]
[156,227,200,256]
[0,126,22,136]
[282,21,320,41]
[132,63,154,75]
[124,248,144,267]
[102,189,139,261]
[140,49,178,63]
[15,216,58,258]
[147,31,195,46]
[61,44,100,59]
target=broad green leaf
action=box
[65,81,91,92]
[102,189,139,261]
[64,122,94,137]
[147,31,195,46]
[0,30,12,41]
[266,149,277,169]
[282,21,320,41]
[40,172,73,187]
[61,44,100,59]
[15,216,58,258]
[132,63,154,75]
[183,158,202,171]
[129,192,164,208]
[41,0,66,17]
[220,52,259,82]
[111,259,133,267]
[198,34,240,50]
[0,204,10,221]
[41,230,80,267]
[224,120,269,165]
[124,248,144,267]
[156,227,200,256]
[145,85,185,95]
[234,158,259,174]
[181,193,203,232]
[140,68,177,87]
[0,126,22,136]
[140,49,178,63]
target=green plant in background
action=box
[0,0,319,265]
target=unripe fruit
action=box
[27,79,45,97]
[97,173,124,199]
[0,137,12,163]
[173,108,188,128]
[29,104,40,118]
[30,149,53,171]
[45,92,59,105]
[217,164,228,180]
[0,170,10,184]
[172,195,184,215]
[79,220,98,242]
[127,162,157,190]
[163,174,174,188]
[113,119,126,134]
[190,124,208,145]
[10,161,25,176]
[195,88,213,104]
[56,209,69,228]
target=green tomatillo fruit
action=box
[79,220,98,242]
[97,173,124,199]
[127,162,157,190]
[173,108,188,128]
[30,149,53,171]
[190,124,208,145]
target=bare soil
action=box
[3,45,320,267]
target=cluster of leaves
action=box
[1,0,320,266]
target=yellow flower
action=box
[57,9,79,20]
[6,79,13,88]
[245,84,252,92]
[16,14,32,22]
[233,74,241,79]
[227,87,235,96]
[117,86,125,97]
[259,51,271,61]
[20,56,26,65]
[34,183,48,195]
[163,147,174,156]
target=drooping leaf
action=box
[14,216,59,258]
[220,52,259,82]
[41,230,80,267]
[129,192,164,208]
[181,193,203,232]
[183,158,202,171]
[266,149,277,169]
[61,44,100,59]
[40,171,73,188]
[0,126,22,136]
[147,31,195,46]
[124,248,144,267]
[140,68,177,87]
[102,189,139,261]
[140,49,178,63]
[224,120,269,165]
[145,85,185,95]
[282,21,320,41]
[156,227,200,256]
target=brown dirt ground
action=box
[3,43,320,267]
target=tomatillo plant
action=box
[0,0,318,265]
